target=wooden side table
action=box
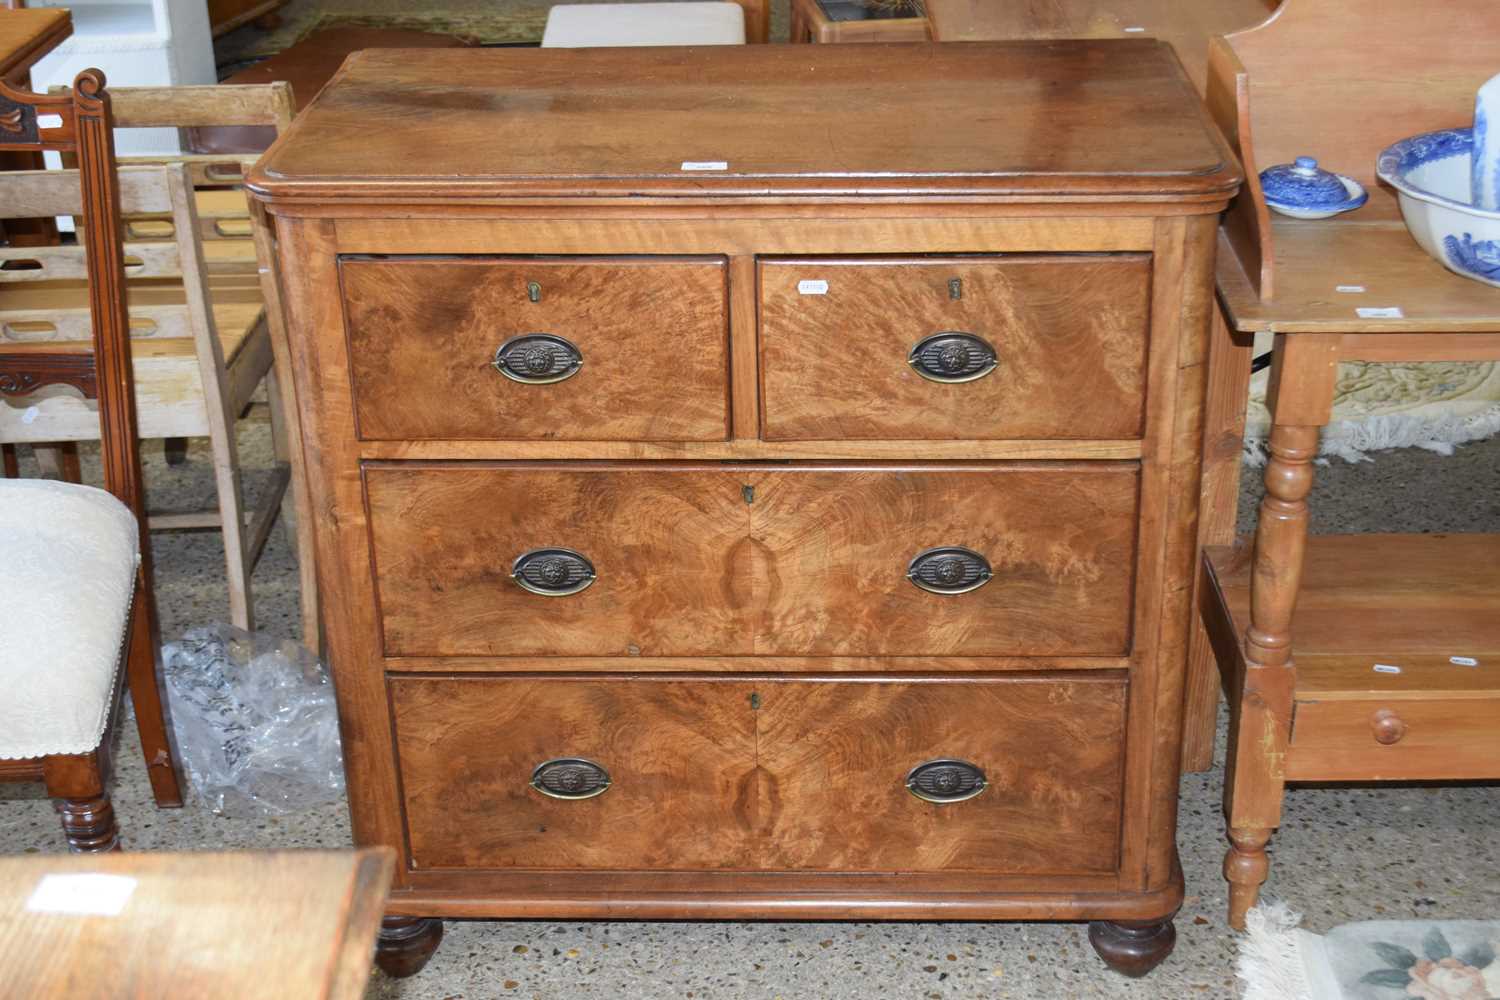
[1198,0,1500,928]
[789,0,929,43]
[0,849,394,999]
[0,8,70,85]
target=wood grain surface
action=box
[755,676,1126,873]
[0,9,69,83]
[341,257,729,441]
[0,849,392,1000]
[759,255,1150,440]
[392,675,1125,876]
[367,463,1140,658]
[392,677,759,871]
[245,43,1239,203]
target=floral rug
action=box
[1245,358,1500,464]
[1240,903,1500,1000]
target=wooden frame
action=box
[0,68,185,830]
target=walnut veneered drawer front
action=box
[366,462,1138,657]
[391,674,1126,876]
[339,257,730,441]
[391,677,760,871]
[758,255,1151,441]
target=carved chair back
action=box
[0,69,182,804]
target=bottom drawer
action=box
[1288,697,1500,781]
[390,674,1127,876]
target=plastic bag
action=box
[161,624,345,817]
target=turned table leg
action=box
[375,916,444,979]
[1089,917,1178,977]
[55,793,120,853]
[1222,334,1338,929]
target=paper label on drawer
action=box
[797,279,829,295]
[27,874,136,916]
[1372,663,1403,674]
[1336,285,1366,293]
[1450,656,1480,667]
[20,405,38,425]
[680,161,728,171]
[1356,306,1405,319]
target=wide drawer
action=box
[758,255,1150,441]
[390,674,1127,875]
[1287,695,1500,782]
[340,256,730,441]
[366,463,1138,657]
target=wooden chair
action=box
[106,82,317,647]
[0,69,185,848]
[0,83,315,641]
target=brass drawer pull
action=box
[908,546,993,595]
[1371,708,1407,746]
[531,758,611,800]
[512,547,596,596]
[493,333,583,384]
[906,759,988,804]
[907,331,998,383]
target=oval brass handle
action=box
[908,546,993,595]
[531,758,611,800]
[512,547,596,596]
[908,331,998,383]
[493,333,583,384]
[1371,708,1407,746]
[907,759,988,804]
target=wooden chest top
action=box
[246,41,1239,204]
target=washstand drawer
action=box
[756,676,1127,874]
[340,256,729,441]
[366,463,1138,657]
[758,255,1150,441]
[390,676,759,871]
[1288,696,1500,782]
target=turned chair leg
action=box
[55,793,121,853]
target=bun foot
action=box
[375,916,444,978]
[1088,918,1177,978]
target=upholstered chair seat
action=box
[0,479,139,761]
[542,2,747,46]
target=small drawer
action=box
[756,676,1127,874]
[367,463,1138,658]
[391,676,759,871]
[1288,696,1500,782]
[758,255,1150,441]
[340,256,729,441]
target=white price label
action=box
[1357,306,1405,319]
[797,279,829,295]
[1372,663,1403,674]
[27,875,136,916]
[1450,656,1479,667]
[680,161,728,171]
[1336,285,1366,293]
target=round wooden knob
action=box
[1371,708,1407,745]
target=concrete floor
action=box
[2,422,1497,999]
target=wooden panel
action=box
[751,465,1139,656]
[1288,697,1500,781]
[1208,533,1500,661]
[245,43,1239,203]
[756,676,1127,874]
[390,676,758,870]
[367,465,754,657]
[355,439,1143,462]
[0,850,391,1000]
[926,0,1277,94]
[759,255,1150,441]
[368,463,1139,658]
[340,257,729,442]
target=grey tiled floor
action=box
[3,422,1498,999]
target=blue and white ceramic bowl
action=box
[1259,156,1368,219]
[1377,127,1500,288]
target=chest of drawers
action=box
[248,40,1240,979]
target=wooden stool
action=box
[789,0,930,43]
